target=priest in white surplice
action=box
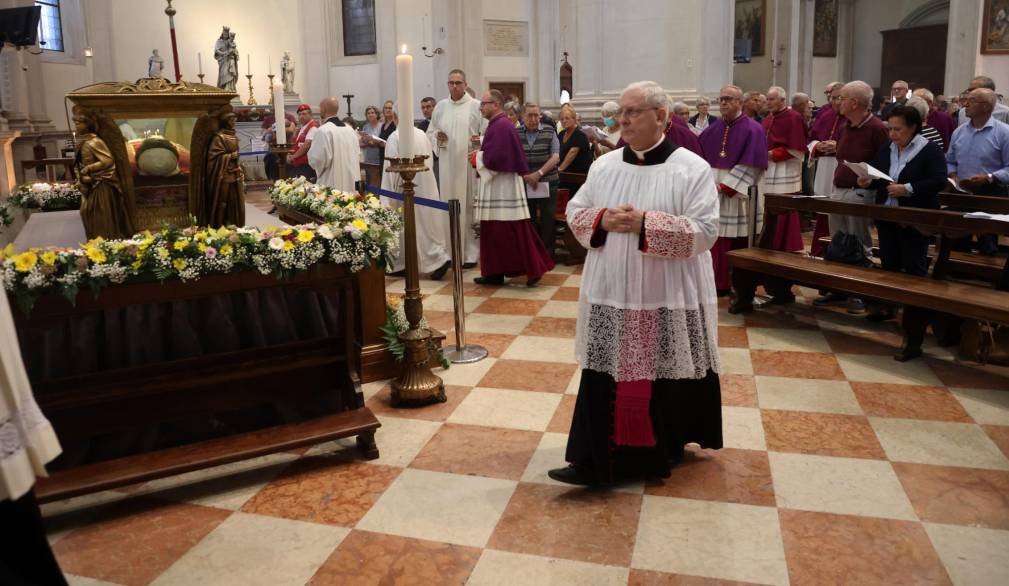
[426,69,483,267]
[549,81,723,487]
[308,97,361,193]
[381,112,452,280]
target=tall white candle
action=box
[273,82,286,145]
[395,44,415,158]
[198,52,203,75]
[247,53,251,76]
[269,56,273,75]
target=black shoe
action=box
[894,344,923,362]
[429,261,452,281]
[389,269,407,277]
[527,276,541,287]
[716,288,732,298]
[462,262,478,269]
[866,309,895,322]
[547,465,598,486]
[474,275,504,285]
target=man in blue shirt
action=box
[947,88,1009,253]
[517,103,561,254]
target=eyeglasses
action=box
[616,106,658,119]
[447,81,465,86]
[718,96,739,102]
[828,95,842,101]
[480,100,498,106]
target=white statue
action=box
[281,51,295,93]
[147,49,164,78]
[214,26,239,91]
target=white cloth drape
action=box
[1,292,61,502]
[713,165,763,238]
[381,127,451,273]
[427,95,483,263]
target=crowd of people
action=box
[281,71,1007,360]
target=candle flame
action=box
[401,44,407,54]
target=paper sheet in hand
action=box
[581,126,609,142]
[526,181,549,199]
[842,160,894,182]
[947,177,969,193]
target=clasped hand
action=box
[601,204,644,234]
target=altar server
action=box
[760,86,808,252]
[549,81,722,487]
[698,85,768,294]
[381,112,452,280]
[308,96,361,193]
[427,69,483,267]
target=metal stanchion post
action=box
[746,185,758,249]
[443,199,488,364]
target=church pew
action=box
[556,171,588,265]
[728,195,1009,352]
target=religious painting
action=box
[734,0,766,60]
[981,0,1009,54]
[813,0,838,57]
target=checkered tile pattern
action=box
[44,269,1009,586]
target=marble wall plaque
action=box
[484,20,529,57]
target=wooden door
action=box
[880,24,948,95]
[489,82,525,105]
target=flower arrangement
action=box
[381,294,449,369]
[0,182,83,231]
[1,214,399,314]
[268,177,402,268]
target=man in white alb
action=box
[308,97,361,193]
[427,69,483,267]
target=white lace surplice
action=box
[1,292,61,502]
[566,148,721,382]
[713,165,763,238]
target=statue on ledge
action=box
[72,107,137,239]
[147,49,165,78]
[214,27,238,91]
[189,105,245,227]
[281,51,295,93]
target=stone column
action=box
[0,49,30,130]
[534,0,560,107]
[568,0,732,114]
[945,0,982,96]
[23,50,54,131]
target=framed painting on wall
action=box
[813,0,838,57]
[981,0,1009,54]
[734,0,766,59]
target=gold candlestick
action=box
[197,73,205,84]
[245,74,257,105]
[267,74,275,106]
[387,154,446,406]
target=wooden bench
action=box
[813,236,1006,284]
[728,194,1009,341]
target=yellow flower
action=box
[194,231,208,241]
[173,239,188,251]
[157,247,170,259]
[85,246,107,264]
[197,242,208,253]
[131,259,143,270]
[297,230,315,243]
[351,218,368,231]
[220,244,233,256]
[13,251,38,272]
[138,237,154,251]
[0,243,14,260]
[278,228,293,237]
[282,240,294,252]
[41,251,58,266]
[172,258,187,271]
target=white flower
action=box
[317,225,335,240]
[31,182,50,192]
[268,237,285,250]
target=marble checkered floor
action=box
[43,264,1009,586]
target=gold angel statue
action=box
[72,106,137,239]
[189,104,245,227]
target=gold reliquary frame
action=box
[65,78,239,231]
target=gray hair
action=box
[905,96,929,121]
[696,96,710,106]
[791,93,810,108]
[601,100,619,115]
[972,75,996,90]
[825,81,844,93]
[672,101,690,115]
[892,80,909,90]
[842,81,874,109]
[767,86,787,99]
[623,81,670,112]
[913,88,935,103]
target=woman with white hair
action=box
[905,95,944,151]
[689,96,717,132]
[592,101,622,156]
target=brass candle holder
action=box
[197,73,205,84]
[267,74,275,105]
[387,154,446,406]
[245,74,257,105]
[270,142,289,180]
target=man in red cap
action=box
[289,104,319,180]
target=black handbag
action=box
[824,231,871,267]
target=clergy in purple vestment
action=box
[698,85,768,293]
[473,90,555,286]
